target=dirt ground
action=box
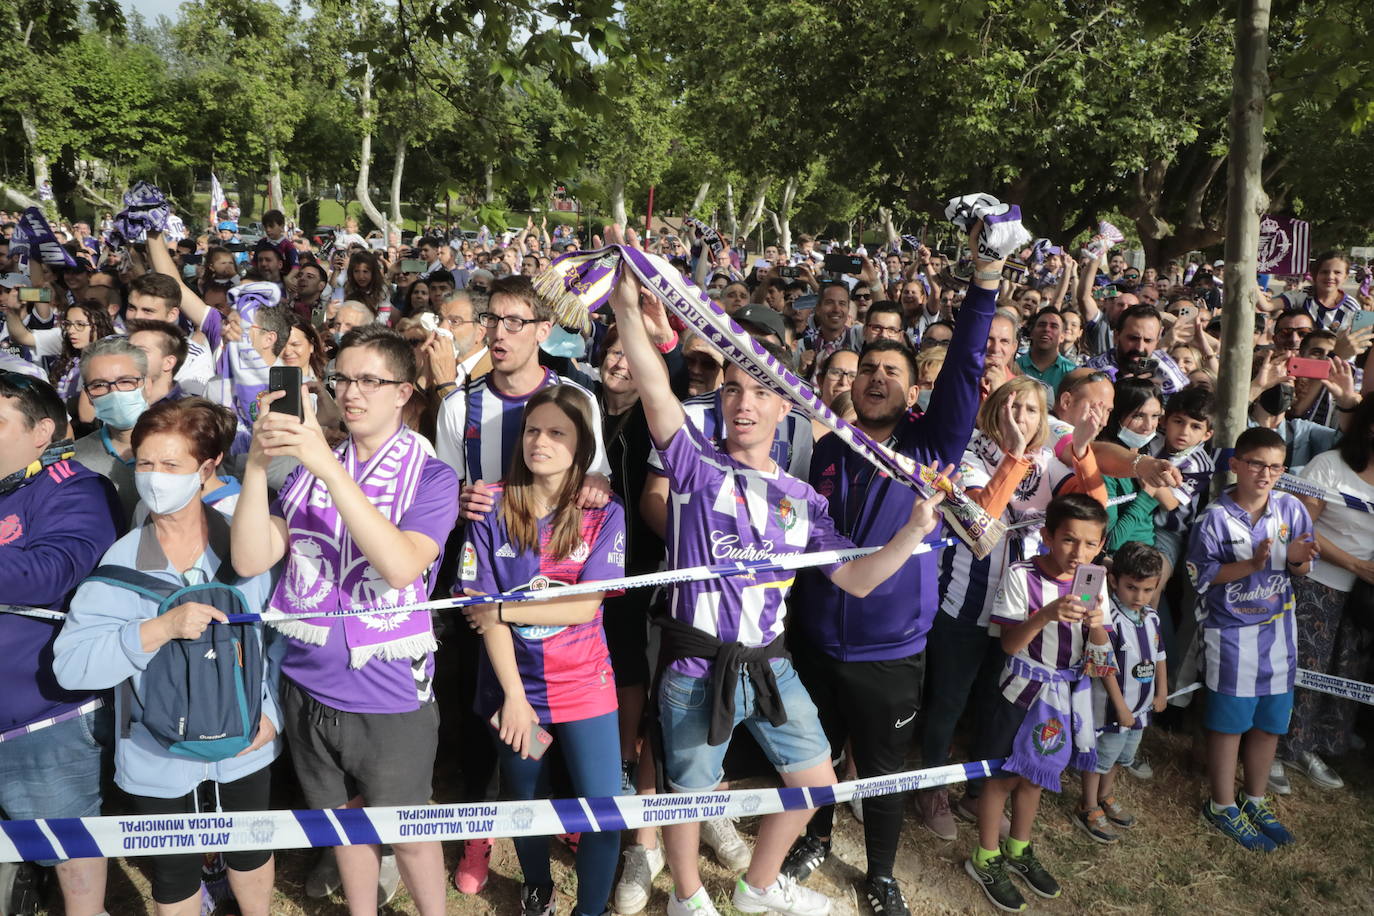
[31,723,1374,915]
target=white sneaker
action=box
[667,885,723,915]
[701,816,752,871]
[378,853,401,905]
[732,874,832,915]
[613,843,665,914]
[1268,759,1292,795]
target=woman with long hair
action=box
[50,300,116,400]
[344,250,388,316]
[458,385,625,916]
[1098,378,1170,552]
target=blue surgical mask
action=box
[916,388,933,412]
[92,387,148,430]
[541,324,587,359]
[1117,427,1154,450]
[134,468,205,516]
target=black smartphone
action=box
[823,253,863,274]
[181,253,202,266]
[268,365,303,420]
[777,265,802,278]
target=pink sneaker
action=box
[453,837,492,894]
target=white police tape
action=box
[1166,669,1374,705]
[0,758,1003,864]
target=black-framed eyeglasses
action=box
[326,373,406,394]
[823,368,858,382]
[851,293,873,301]
[441,315,475,328]
[60,320,92,330]
[84,375,144,397]
[478,312,543,332]
[1239,458,1285,476]
[865,323,904,339]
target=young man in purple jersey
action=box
[609,276,947,916]
[779,222,1001,916]
[1188,426,1316,851]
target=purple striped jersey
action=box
[939,430,1079,628]
[990,558,1111,709]
[1092,598,1166,732]
[646,390,813,478]
[1146,437,1216,534]
[656,421,851,678]
[1185,488,1312,697]
[434,367,607,484]
[1281,290,1361,333]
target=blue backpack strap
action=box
[85,565,177,605]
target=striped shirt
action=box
[1281,290,1361,333]
[990,558,1110,709]
[939,430,1080,627]
[1186,489,1311,697]
[435,367,609,484]
[1083,347,1190,395]
[1092,598,1166,732]
[646,390,813,478]
[1146,436,1217,534]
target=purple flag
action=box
[11,208,76,268]
[1257,215,1311,277]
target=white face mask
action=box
[135,468,204,516]
[1117,427,1154,450]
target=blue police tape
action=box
[0,758,1003,864]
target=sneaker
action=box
[1098,796,1136,829]
[1075,808,1120,844]
[963,854,1026,913]
[1002,843,1061,899]
[305,848,341,898]
[378,852,401,905]
[521,881,555,916]
[613,843,665,915]
[953,794,1010,839]
[453,837,493,894]
[862,875,910,916]
[1124,754,1154,780]
[848,794,865,824]
[1291,751,1344,790]
[1240,796,1296,847]
[780,834,830,883]
[917,788,957,841]
[1201,802,1277,852]
[1267,759,1292,796]
[701,816,752,871]
[667,886,722,915]
[731,873,832,915]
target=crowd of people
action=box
[1,198,1372,916]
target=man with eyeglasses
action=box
[861,301,905,347]
[816,348,859,407]
[71,336,154,517]
[420,290,491,396]
[1273,308,1315,356]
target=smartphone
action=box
[1351,310,1374,334]
[1287,356,1331,380]
[1070,563,1107,605]
[776,265,802,279]
[490,710,554,760]
[17,287,51,303]
[823,253,863,274]
[1173,304,1196,320]
[268,365,304,419]
[1001,259,1028,284]
[400,258,427,274]
[182,253,203,266]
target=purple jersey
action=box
[1092,598,1166,732]
[1186,488,1311,697]
[646,391,813,478]
[461,487,624,724]
[990,558,1110,709]
[657,422,852,677]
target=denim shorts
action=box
[0,707,110,865]
[1094,727,1144,774]
[659,658,831,792]
[1204,689,1294,736]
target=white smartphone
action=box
[1070,563,1107,605]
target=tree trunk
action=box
[877,205,899,251]
[389,133,406,234]
[18,113,50,208]
[691,180,710,215]
[1215,0,1271,468]
[354,61,390,239]
[740,177,771,239]
[776,176,798,253]
[0,182,41,210]
[239,174,258,226]
[266,148,284,215]
[724,181,738,243]
[483,162,494,204]
[609,173,627,227]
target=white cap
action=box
[0,273,27,289]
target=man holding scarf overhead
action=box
[231,324,459,916]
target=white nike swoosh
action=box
[894,712,917,728]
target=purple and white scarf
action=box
[269,426,436,667]
[11,208,77,268]
[219,281,281,448]
[112,181,173,247]
[533,243,1007,558]
[1001,657,1097,792]
[943,194,1032,261]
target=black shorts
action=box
[282,677,439,809]
[975,694,1030,763]
[601,593,651,689]
[126,767,273,904]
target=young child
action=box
[1078,542,1168,843]
[1188,426,1317,851]
[967,494,1112,913]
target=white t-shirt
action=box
[1301,449,1374,592]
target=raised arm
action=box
[146,228,211,330]
[608,272,685,448]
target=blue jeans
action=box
[658,657,830,793]
[0,707,110,865]
[496,711,620,916]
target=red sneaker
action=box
[452,837,492,894]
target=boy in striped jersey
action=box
[966,494,1111,913]
[1078,542,1168,844]
[1188,426,1316,851]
